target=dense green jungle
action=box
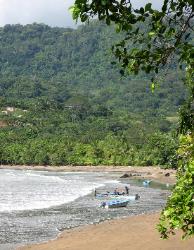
[0,21,188,167]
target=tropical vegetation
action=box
[0,21,184,167]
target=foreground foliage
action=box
[159,134,194,239]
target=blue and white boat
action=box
[101,200,129,209]
[110,194,140,201]
[96,193,140,201]
[96,193,109,198]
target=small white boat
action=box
[110,194,140,201]
[143,180,151,186]
[101,200,129,209]
[96,192,140,201]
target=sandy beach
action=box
[0,165,177,184]
[19,213,194,250]
[2,165,188,250]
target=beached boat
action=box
[96,192,140,200]
[101,200,129,209]
[110,194,140,201]
[95,192,120,198]
[143,180,151,186]
[96,193,109,198]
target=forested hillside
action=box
[0,21,186,166]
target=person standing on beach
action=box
[125,186,129,195]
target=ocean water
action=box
[0,169,108,212]
[0,169,170,250]
[0,169,118,249]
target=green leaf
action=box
[116,24,122,33]
[140,7,144,14]
[145,3,152,12]
[148,31,155,37]
[151,82,155,93]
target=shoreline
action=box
[1,166,180,250]
[19,212,194,250]
[0,170,169,250]
[0,165,177,185]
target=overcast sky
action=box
[0,0,162,28]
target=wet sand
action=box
[20,213,194,250]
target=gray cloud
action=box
[0,0,75,27]
[0,0,162,28]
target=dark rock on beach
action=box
[120,173,142,178]
[120,173,132,178]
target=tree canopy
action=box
[71,0,194,239]
[0,22,183,167]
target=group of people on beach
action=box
[94,185,130,196]
[94,185,140,200]
[113,185,129,195]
